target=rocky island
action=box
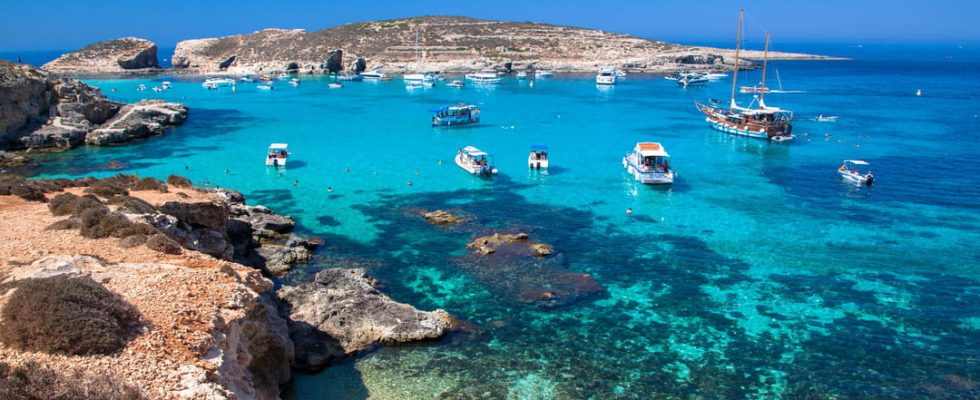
[159,16,841,75]
[0,175,456,399]
[0,61,185,158]
[42,37,160,74]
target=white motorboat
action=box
[516,71,528,79]
[277,73,290,81]
[203,82,218,90]
[203,77,235,88]
[838,160,874,186]
[465,70,502,84]
[152,86,163,92]
[815,115,839,122]
[596,67,617,85]
[240,76,256,82]
[328,82,343,89]
[361,70,388,80]
[528,144,549,169]
[289,78,301,86]
[623,142,675,185]
[266,143,289,167]
[535,70,554,78]
[161,81,172,89]
[704,72,728,80]
[456,146,498,176]
[257,84,274,91]
[137,84,146,91]
[447,80,465,88]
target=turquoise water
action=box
[18,45,980,398]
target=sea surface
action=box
[14,44,980,398]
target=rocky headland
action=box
[0,174,456,398]
[0,61,186,155]
[168,16,842,75]
[42,37,160,74]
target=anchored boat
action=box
[838,160,874,186]
[623,142,675,185]
[265,143,289,167]
[528,144,549,169]
[456,146,497,176]
[465,69,502,84]
[431,104,480,127]
[694,10,794,142]
[596,67,617,85]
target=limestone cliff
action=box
[0,61,185,152]
[171,16,841,74]
[42,37,159,74]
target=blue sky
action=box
[1,0,977,51]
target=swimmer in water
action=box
[626,208,633,215]
[407,180,413,186]
[293,180,299,187]
[327,186,333,193]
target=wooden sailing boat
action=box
[695,10,794,141]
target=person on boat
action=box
[839,164,847,172]
[662,161,670,172]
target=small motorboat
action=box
[528,144,549,169]
[361,70,388,80]
[405,82,423,90]
[677,74,709,87]
[266,143,289,167]
[203,82,218,90]
[161,81,172,89]
[289,78,301,86]
[704,72,728,80]
[137,84,146,91]
[277,73,290,81]
[240,76,256,82]
[431,104,480,127]
[838,160,874,186]
[152,86,163,92]
[456,146,497,176]
[337,74,363,82]
[447,80,465,88]
[535,70,554,78]
[203,77,234,88]
[259,75,273,82]
[740,86,772,94]
[516,71,528,80]
[328,82,343,89]
[815,115,839,122]
[596,66,617,85]
[623,142,675,185]
[257,84,274,91]
[422,81,435,88]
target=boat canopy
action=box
[635,142,669,157]
[268,143,288,150]
[844,159,869,166]
[530,144,548,152]
[461,146,488,157]
[429,104,476,113]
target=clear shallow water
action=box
[18,48,980,398]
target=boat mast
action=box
[759,31,770,109]
[729,9,744,111]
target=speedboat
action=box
[528,144,549,169]
[623,142,675,185]
[455,146,498,176]
[516,71,528,80]
[704,72,728,80]
[257,84,274,91]
[328,82,343,89]
[337,74,363,82]
[289,78,301,86]
[203,77,235,87]
[266,143,289,167]
[465,70,502,84]
[815,115,839,122]
[161,81,172,89]
[740,86,772,94]
[361,70,388,80]
[596,67,617,85]
[838,160,874,186]
[535,70,553,78]
[203,82,218,90]
[447,80,465,88]
[277,73,290,81]
[431,104,480,127]
[259,75,273,82]
[616,69,628,78]
[240,76,255,82]
[405,82,423,90]
[422,81,435,88]
[678,74,709,87]
[137,84,146,91]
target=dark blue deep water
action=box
[13,43,980,398]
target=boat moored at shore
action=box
[465,70,502,84]
[431,104,480,127]
[456,146,497,176]
[623,142,674,185]
[596,67,617,85]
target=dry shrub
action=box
[71,195,108,217]
[119,234,148,248]
[48,192,80,216]
[131,177,168,192]
[45,218,80,231]
[107,195,155,215]
[146,234,182,254]
[0,275,142,356]
[79,209,133,239]
[83,180,129,199]
[0,360,146,400]
[166,174,192,188]
[113,223,159,239]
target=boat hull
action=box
[623,156,673,185]
[455,154,496,176]
[433,117,479,127]
[839,170,873,186]
[696,103,794,141]
[528,157,549,169]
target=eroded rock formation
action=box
[42,37,159,73]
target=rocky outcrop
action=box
[0,61,185,152]
[421,209,464,225]
[170,16,843,75]
[42,37,159,74]
[467,232,553,256]
[278,268,456,371]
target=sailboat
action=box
[403,25,436,84]
[694,10,794,142]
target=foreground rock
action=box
[0,61,185,152]
[171,16,843,75]
[42,37,159,74]
[278,268,456,371]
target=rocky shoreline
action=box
[0,61,187,158]
[0,174,458,399]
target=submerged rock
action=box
[43,37,159,73]
[422,209,464,225]
[278,268,455,371]
[466,232,553,256]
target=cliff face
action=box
[170,16,839,74]
[0,61,185,152]
[42,37,159,74]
